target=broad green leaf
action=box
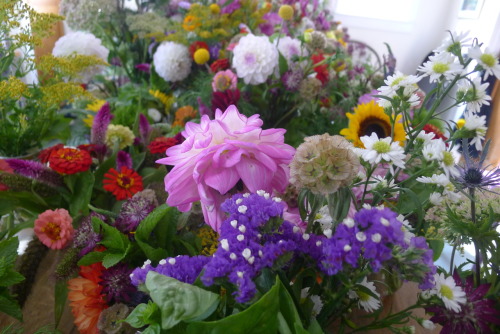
[145,272,219,330]
[0,237,19,266]
[278,279,309,334]
[102,250,128,268]
[77,250,105,266]
[278,51,289,76]
[93,217,130,252]
[428,239,444,261]
[68,171,94,217]
[0,292,23,321]
[54,279,68,329]
[126,301,161,329]
[0,269,24,287]
[186,276,281,334]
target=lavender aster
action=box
[6,159,63,187]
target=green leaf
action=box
[77,250,105,266]
[0,292,23,321]
[278,51,289,76]
[186,276,281,334]
[278,279,308,334]
[0,237,19,266]
[102,250,128,268]
[428,239,444,261]
[68,171,95,217]
[126,301,161,329]
[54,280,68,329]
[0,269,24,287]
[144,272,219,330]
[93,217,130,252]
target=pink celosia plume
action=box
[156,105,295,231]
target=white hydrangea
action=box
[153,42,192,82]
[52,31,109,83]
[232,34,278,85]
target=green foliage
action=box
[0,237,24,321]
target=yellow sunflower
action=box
[340,100,406,148]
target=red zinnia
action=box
[211,89,241,113]
[39,144,64,163]
[48,147,92,175]
[189,41,209,57]
[103,166,143,200]
[210,58,230,73]
[148,136,180,154]
[423,123,448,142]
[311,54,329,85]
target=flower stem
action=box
[469,187,481,285]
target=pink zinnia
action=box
[34,208,74,249]
[212,70,237,92]
[157,105,295,231]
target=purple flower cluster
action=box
[73,212,104,256]
[100,263,137,304]
[6,159,63,187]
[113,189,158,233]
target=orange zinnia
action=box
[173,105,198,127]
[103,166,143,200]
[182,15,200,31]
[68,263,107,334]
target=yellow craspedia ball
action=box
[209,3,220,14]
[456,118,466,129]
[194,48,210,65]
[278,5,294,20]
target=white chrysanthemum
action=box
[274,36,307,64]
[378,71,421,96]
[422,138,446,161]
[153,42,192,82]
[468,46,500,80]
[432,273,466,312]
[456,77,491,114]
[232,34,279,85]
[315,205,333,230]
[416,131,437,145]
[434,31,471,53]
[355,133,406,169]
[429,192,444,206]
[418,52,463,82]
[416,173,450,187]
[348,277,381,313]
[52,31,109,83]
[463,112,487,151]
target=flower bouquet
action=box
[1,0,500,333]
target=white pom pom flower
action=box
[232,34,278,85]
[153,41,192,82]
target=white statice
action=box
[468,46,500,80]
[377,71,421,108]
[153,42,192,82]
[418,52,463,83]
[232,34,279,85]
[355,133,406,169]
[463,112,487,151]
[431,273,466,312]
[274,36,307,64]
[52,31,109,83]
[456,77,491,114]
[348,277,381,313]
[434,31,471,54]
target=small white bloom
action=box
[418,52,464,82]
[300,288,324,316]
[168,258,176,265]
[416,131,436,145]
[302,233,310,241]
[463,111,487,151]
[434,31,471,53]
[344,244,352,252]
[315,205,333,230]
[380,218,390,227]
[356,232,367,242]
[232,34,279,85]
[440,145,461,178]
[238,225,246,233]
[293,226,300,233]
[324,228,332,238]
[348,277,381,313]
[273,197,282,202]
[422,139,446,161]
[153,41,192,82]
[429,192,444,206]
[256,190,266,196]
[357,133,406,169]
[416,173,450,187]
[237,234,245,241]
[235,198,243,204]
[468,46,500,80]
[432,273,466,312]
[147,108,162,122]
[242,248,251,260]
[316,241,322,247]
[456,77,491,114]
[274,36,308,65]
[230,253,237,260]
[243,193,250,198]
[371,233,382,243]
[159,259,167,265]
[342,218,355,228]
[220,239,229,251]
[378,71,421,97]
[230,220,238,228]
[238,205,248,214]
[237,271,244,278]
[421,320,436,330]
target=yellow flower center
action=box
[480,53,496,68]
[432,63,450,74]
[391,77,404,87]
[440,284,454,300]
[117,174,134,189]
[373,141,391,153]
[442,151,454,167]
[41,222,61,241]
[456,119,465,129]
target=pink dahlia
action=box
[34,208,74,249]
[157,105,295,231]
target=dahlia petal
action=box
[204,167,239,195]
[236,157,273,193]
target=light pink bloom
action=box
[212,70,238,92]
[157,105,295,231]
[34,209,74,249]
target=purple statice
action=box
[90,102,112,159]
[209,43,222,61]
[100,263,137,303]
[426,273,500,333]
[6,159,63,187]
[114,189,158,233]
[138,113,151,146]
[73,212,104,256]
[116,151,133,170]
[135,63,151,73]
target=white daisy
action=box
[397,214,415,245]
[456,77,491,114]
[355,133,406,169]
[315,205,333,230]
[468,46,500,80]
[377,71,421,108]
[348,277,381,313]
[432,273,466,312]
[434,31,471,54]
[416,173,450,187]
[418,52,464,82]
[463,112,487,151]
[422,138,446,161]
[416,131,437,146]
[300,288,324,316]
[440,145,460,178]
[429,192,444,206]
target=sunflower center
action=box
[117,174,134,189]
[373,141,391,153]
[442,151,454,166]
[439,284,454,300]
[432,63,449,74]
[41,222,61,241]
[359,117,390,139]
[464,167,483,185]
[480,53,495,67]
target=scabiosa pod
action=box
[156,105,295,231]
